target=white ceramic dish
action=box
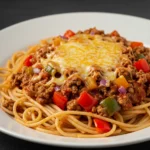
[0,12,150,148]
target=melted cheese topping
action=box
[42,34,122,85]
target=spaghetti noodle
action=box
[0,28,150,138]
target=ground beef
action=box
[136,70,147,84]
[89,65,103,82]
[146,56,150,64]
[125,82,146,107]
[99,86,107,97]
[89,89,103,101]
[25,80,55,105]
[120,57,132,67]
[21,74,32,87]
[122,47,135,61]
[25,79,46,97]
[95,81,117,99]
[130,83,146,104]
[92,105,108,117]
[146,72,150,83]
[122,47,131,54]
[147,85,150,97]
[36,44,55,60]
[116,67,130,79]
[116,65,136,80]
[78,27,104,35]
[61,74,84,98]
[117,94,132,110]
[16,105,24,113]
[104,31,129,45]
[113,36,128,45]
[35,97,48,105]
[133,46,149,56]
[3,100,14,111]
[11,73,23,87]
[66,99,82,111]
[132,46,150,62]
[127,84,135,94]
[128,65,137,78]
[11,72,32,88]
[107,84,118,96]
[63,68,77,78]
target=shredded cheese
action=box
[41,34,122,84]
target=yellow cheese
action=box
[42,34,122,84]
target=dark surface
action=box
[1,0,150,149]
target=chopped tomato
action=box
[53,92,68,110]
[111,30,120,36]
[64,30,75,39]
[115,75,129,88]
[131,42,143,49]
[24,55,33,67]
[134,61,141,71]
[93,118,111,133]
[134,58,150,73]
[77,91,98,111]
[140,59,150,72]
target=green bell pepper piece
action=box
[45,65,53,74]
[136,54,145,60]
[100,97,121,116]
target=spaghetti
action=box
[0,28,150,138]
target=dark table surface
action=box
[1,0,150,149]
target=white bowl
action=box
[0,12,150,148]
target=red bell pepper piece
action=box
[134,58,150,73]
[131,42,143,49]
[24,55,33,67]
[64,30,75,39]
[111,30,120,36]
[52,92,68,110]
[93,118,111,133]
[77,91,98,111]
[134,61,141,71]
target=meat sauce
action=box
[11,28,150,117]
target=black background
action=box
[1,0,150,149]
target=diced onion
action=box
[33,68,41,74]
[54,86,61,91]
[118,86,126,94]
[90,31,95,35]
[60,35,67,40]
[100,79,106,86]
